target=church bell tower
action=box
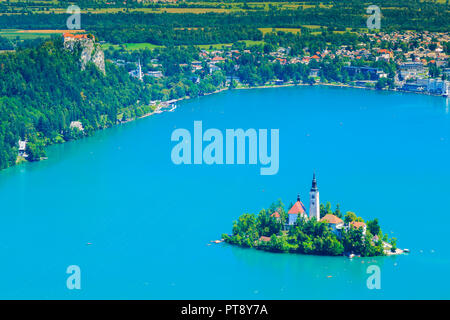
[309,173,320,221]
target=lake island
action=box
[223,174,403,257]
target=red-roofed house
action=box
[270,211,281,222]
[287,195,307,225]
[259,236,272,242]
[350,221,367,235]
[320,214,344,234]
[377,49,393,58]
[211,56,225,63]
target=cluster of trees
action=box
[95,26,263,46]
[0,36,13,50]
[223,199,387,257]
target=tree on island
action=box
[367,218,381,237]
[334,203,342,218]
[25,141,45,162]
[390,237,398,253]
[344,211,364,224]
[320,201,333,218]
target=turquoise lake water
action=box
[0,86,449,299]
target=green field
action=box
[196,40,265,50]
[0,30,53,40]
[101,42,163,51]
[0,1,330,15]
[258,27,302,35]
[102,40,265,52]
[0,29,85,40]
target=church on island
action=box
[225,172,400,256]
[283,174,365,236]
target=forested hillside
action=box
[0,38,150,170]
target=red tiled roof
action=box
[270,211,281,218]
[378,49,391,54]
[350,221,366,229]
[259,236,271,242]
[63,33,91,40]
[288,201,306,215]
[320,214,343,224]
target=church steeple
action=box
[309,172,320,221]
[138,58,143,81]
[311,172,318,191]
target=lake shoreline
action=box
[11,81,447,170]
[130,81,447,124]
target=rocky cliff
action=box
[63,34,105,74]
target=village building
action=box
[343,66,387,79]
[399,62,426,79]
[320,214,344,235]
[287,195,307,226]
[309,68,320,77]
[270,211,281,222]
[416,78,449,95]
[146,70,163,78]
[349,221,367,236]
[129,59,144,81]
[18,140,27,158]
[69,121,84,132]
[209,64,221,74]
[259,236,272,242]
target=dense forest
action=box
[0,38,150,169]
[0,36,13,50]
[0,37,232,170]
